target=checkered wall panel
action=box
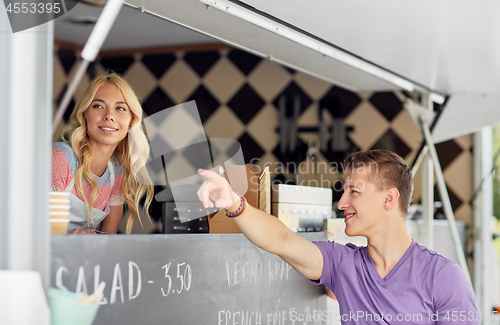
[53,44,474,230]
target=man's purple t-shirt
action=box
[312,240,479,324]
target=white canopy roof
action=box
[117,0,500,141]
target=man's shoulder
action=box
[412,241,454,262]
[313,240,366,257]
[314,240,364,248]
[410,241,457,274]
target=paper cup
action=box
[49,199,70,205]
[48,288,100,325]
[48,193,70,235]
[50,192,70,201]
[50,219,69,235]
[49,211,70,219]
[49,205,69,212]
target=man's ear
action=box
[384,188,400,210]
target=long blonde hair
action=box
[61,73,154,234]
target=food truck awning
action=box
[123,0,500,142]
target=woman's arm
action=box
[99,205,124,234]
[69,206,123,235]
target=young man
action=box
[197,150,478,324]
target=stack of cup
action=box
[49,192,70,235]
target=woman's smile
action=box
[98,125,119,134]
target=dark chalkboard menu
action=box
[51,233,327,325]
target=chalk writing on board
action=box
[51,234,327,325]
[267,259,292,283]
[160,262,192,296]
[217,309,263,325]
[225,261,263,287]
[54,261,192,304]
[218,306,329,325]
[225,259,292,288]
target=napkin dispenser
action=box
[155,185,214,234]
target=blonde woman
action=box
[51,73,154,234]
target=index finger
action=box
[198,168,228,185]
[197,168,218,180]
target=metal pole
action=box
[0,8,53,325]
[52,60,89,128]
[418,115,471,282]
[473,128,493,324]
[418,94,434,250]
[0,9,53,284]
[411,145,428,178]
[0,7,12,271]
[421,152,434,249]
[473,132,484,318]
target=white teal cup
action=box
[48,288,100,325]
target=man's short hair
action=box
[344,150,413,216]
